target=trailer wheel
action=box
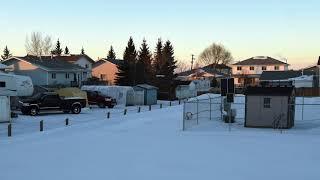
[71,104,81,114]
[29,106,39,116]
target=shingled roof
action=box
[93,58,123,68]
[5,55,85,71]
[260,70,315,81]
[233,56,288,66]
[178,63,230,76]
[58,54,95,64]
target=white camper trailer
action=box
[0,73,34,122]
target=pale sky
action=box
[1,0,319,69]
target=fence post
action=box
[40,120,43,132]
[124,109,127,115]
[160,104,162,109]
[179,100,181,105]
[107,112,110,119]
[228,103,231,132]
[138,107,141,113]
[149,105,151,111]
[302,87,305,121]
[169,101,172,106]
[209,97,212,120]
[8,123,12,137]
[65,118,69,126]
[182,102,186,131]
[196,99,199,125]
[220,96,223,121]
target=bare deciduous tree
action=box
[25,32,53,56]
[176,60,190,73]
[198,43,233,67]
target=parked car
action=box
[85,90,116,108]
[19,92,87,116]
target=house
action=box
[260,70,316,88]
[2,55,86,87]
[58,54,95,79]
[232,56,289,87]
[92,58,123,85]
[133,84,158,105]
[177,63,231,81]
[302,56,320,87]
[244,86,295,129]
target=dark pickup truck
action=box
[19,92,87,116]
[85,90,117,108]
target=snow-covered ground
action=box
[0,96,320,180]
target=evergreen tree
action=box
[64,46,70,55]
[107,46,116,60]
[162,40,177,80]
[137,39,152,84]
[1,46,12,60]
[153,38,163,76]
[52,39,63,55]
[81,47,85,55]
[115,37,137,86]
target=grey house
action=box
[3,55,85,87]
[133,84,158,105]
[244,86,295,129]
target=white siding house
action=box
[232,56,289,87]
[2,56,85,87]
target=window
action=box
[65,73,70,79]
[100,74,106,80]
[263,98,271,108]
[237,66,242,71]
[51,73,56,79]
[85,64,89,68]
[250,66,254,71]
[262,66,267,70]
[274,66,279,70]
[0,81,6,87]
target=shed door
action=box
[0,96,10,122]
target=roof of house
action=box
[245,86,294,96]
[178,66,229,76]
[58,54,95,64]
[135,84,158,90]
[5,56,85,71]
[260,70,315,81]
[233,56,288,66]
[92,58,123,68]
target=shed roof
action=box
[244,86,294,96]
[136,84,158,90]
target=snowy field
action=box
[0,96,320,180]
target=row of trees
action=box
[24,32,74,56]
[115,37,177,89]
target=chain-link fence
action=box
[182,94,320,134]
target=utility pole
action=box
[191,54,195,71]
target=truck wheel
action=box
[98,103,106,108]
[29,107,39,116]
[71,105,81,114]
